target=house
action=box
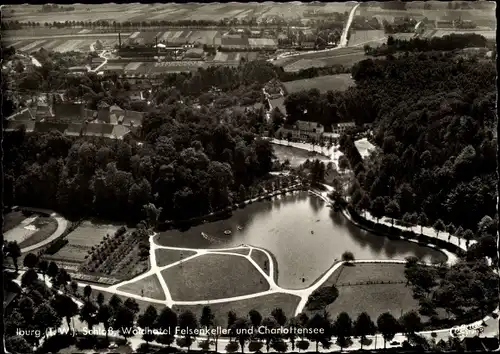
[276,120,325,141]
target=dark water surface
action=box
[156,192,447,289]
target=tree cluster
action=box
[365,33,490,56]
[4,100,275,222]
[404,257,497,326]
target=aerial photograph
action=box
[1,1,498,353]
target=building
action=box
[277,120,325,141]
[332,122,356,134]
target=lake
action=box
[155,192,447,289]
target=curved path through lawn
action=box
[16,207,69,254]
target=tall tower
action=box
[118,32,122,49]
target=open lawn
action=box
[310,261,419,320]
[18,217,58,249]
[155,248,197,267]
[283,74,355,94]
[214,248,251,256]
[272,143,330,167]
[2,210,29,232]
[161,253,269,301]
[331,263,407,286]
[250,249,271,276]
[117,274,166,301]
[326,283,419,321]
[173,292,301,327]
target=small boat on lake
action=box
[311,230,314,234]
[237,226,243,231]
[224,230,232,235]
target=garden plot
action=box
[348,30,387,47]
[161,253,269,301]
[283,74,355,94]
[2,210,28,233]
[124,62,143,71]
[52,221,119,263]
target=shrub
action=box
[248,341,264,352]
[305,285,339,311]
[225,342,239,353]
[271,339,288,352]
[198,340,210,350]
[296,340,310,351]
[341,251,355,262]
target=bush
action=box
[271,339,288,352]
[225,342,239,353]
[296,340,310,351]
[198,340,210,350]
[305,285,339,311]
[341,251,355,262]
[248,341,264,352]
[45,238,69,255]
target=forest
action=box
[3,104,275,222]
[334,52,497,262]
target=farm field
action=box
[160,253,270,301]
[173,292,302,327]
[117,274,166,300]
[155,248,197,267]
[282,74,355,94]
[51,221,119,263]
[348,29,387,47]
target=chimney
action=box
[118,32,122,48]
